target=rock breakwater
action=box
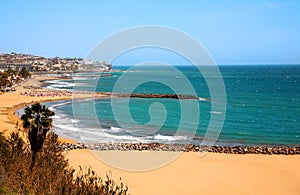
[59,143,300,155]
[98,92,206,100]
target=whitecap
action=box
[51,115,61,119]
[49,107,56,111]
[73,77,89,80]
[154,134,188,141]
[52,101,72,108]
[46,80,74,90]
[110,126,122,132]
[210,111,222,115]
[54,124,81,132]
[199,97,208,101]
[71,119,80,123]
[103,133,150,143]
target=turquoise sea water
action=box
[46,65,300,146]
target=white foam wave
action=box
[46,80,74,89]
[52,101,71,108]
[154,134,188,141]
[73,77,90,80]
[210,111,223,115]
[51,115,61,119]
[49,101,70,113]
[56,120,151,142]
[110,126,122,132]
[104,133,150,142]
[199,97,208,101]
[71,119,80,123]
[51,107,190,143]
[54,124,81,132]
[49,107,56,111]
[47,84,73,88]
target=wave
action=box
[54,122,150,143]
[45,80,74,90]
[54,124,81,132]
[51,105,193,144]
[154,134,188,141]
[198,97,208,101]
[110,126,122,132]
[103,133,151,143]
[51,115,61,119]
[51,101,72,108]
[49,101,71,112]
[47,84,74,89]
[49,107,56,111]
[210,111,223,115]
[73,77,90,80]
[53,115,191,143]
[71,119,80,123]
[48,101,71,116]
[46,80,73,85]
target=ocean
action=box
[45,65,300,146]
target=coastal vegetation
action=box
[0,103,129,194]
[21,103,55,170]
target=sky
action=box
[0,0,299,65]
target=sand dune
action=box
[67,149,300,195]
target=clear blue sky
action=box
[0,0,299,64]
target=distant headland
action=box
[0,52,112,73]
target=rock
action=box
[55,142,300,155]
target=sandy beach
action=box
[0,74,80,142]
[0,74,300,194]
[67,150,300,195]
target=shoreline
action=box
[0,74,299,150]
[6,100,77,143]
[2,73,298,151]
[9,96,300,155]
[0,73,99,143]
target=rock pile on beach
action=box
[198,145,300,155]
[58,143,87,151]
[59,142,300,155]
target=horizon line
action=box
[113,63,300,66]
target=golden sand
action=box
[0,75,77,142]
[67,149,300,195]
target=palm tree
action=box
[21,103,54,169]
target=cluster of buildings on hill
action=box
[0,53,112,73]
[0,65,31,92]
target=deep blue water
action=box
[46,65,300,146]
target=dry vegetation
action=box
[0,132,129,194]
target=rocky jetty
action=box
[97,92,205,100]
[59,142,300,155]
[128,93,200,100]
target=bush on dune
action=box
[0,102,129,194]
[0,132,129,194]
